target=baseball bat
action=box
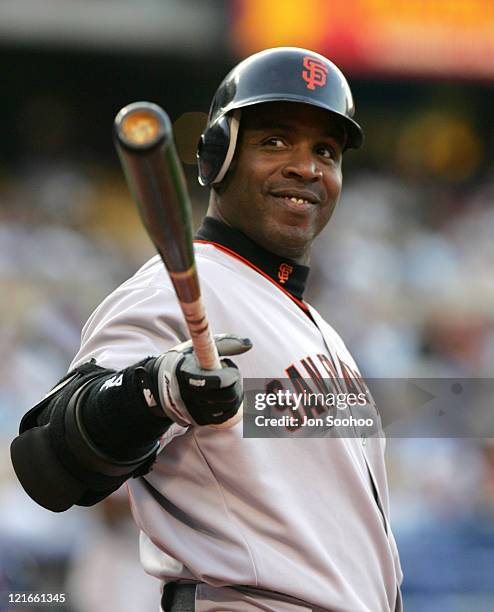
[113,101,241,429]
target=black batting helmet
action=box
[197,46,363,186]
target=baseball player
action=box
[11,48,403,611]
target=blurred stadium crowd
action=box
[1,3,493,609]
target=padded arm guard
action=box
[10,360,167,512]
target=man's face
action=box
[213,102,345,262]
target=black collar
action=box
[195,216,310,302]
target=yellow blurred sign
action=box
[231,0,494,79]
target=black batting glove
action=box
[151,334,252,427]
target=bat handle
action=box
[181,298,243,429]
[181,297,220,369]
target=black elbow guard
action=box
[11,423,88,513]
[11,360,167,512]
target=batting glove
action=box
[149,334,252,427]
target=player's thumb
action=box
[214,334,253,357]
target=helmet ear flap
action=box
[197,110,241,187]
[197,115,231,186]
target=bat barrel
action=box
[114,102,195,278]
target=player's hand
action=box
[153,334,253,427]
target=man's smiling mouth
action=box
[269,188,320,205]
[269,194,316,214]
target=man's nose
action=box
[281,148,323,182]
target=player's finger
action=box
[214,334,253,356]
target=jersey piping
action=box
[194,239,311,315]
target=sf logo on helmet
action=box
[302,56,329,91]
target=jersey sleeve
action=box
[71,267,189,371]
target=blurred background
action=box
[0,1,493,610]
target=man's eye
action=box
[263,137,285,147]
[317,145,336,159]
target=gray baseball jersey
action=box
[70,219,402,611]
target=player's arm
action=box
[10,335,251,513]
